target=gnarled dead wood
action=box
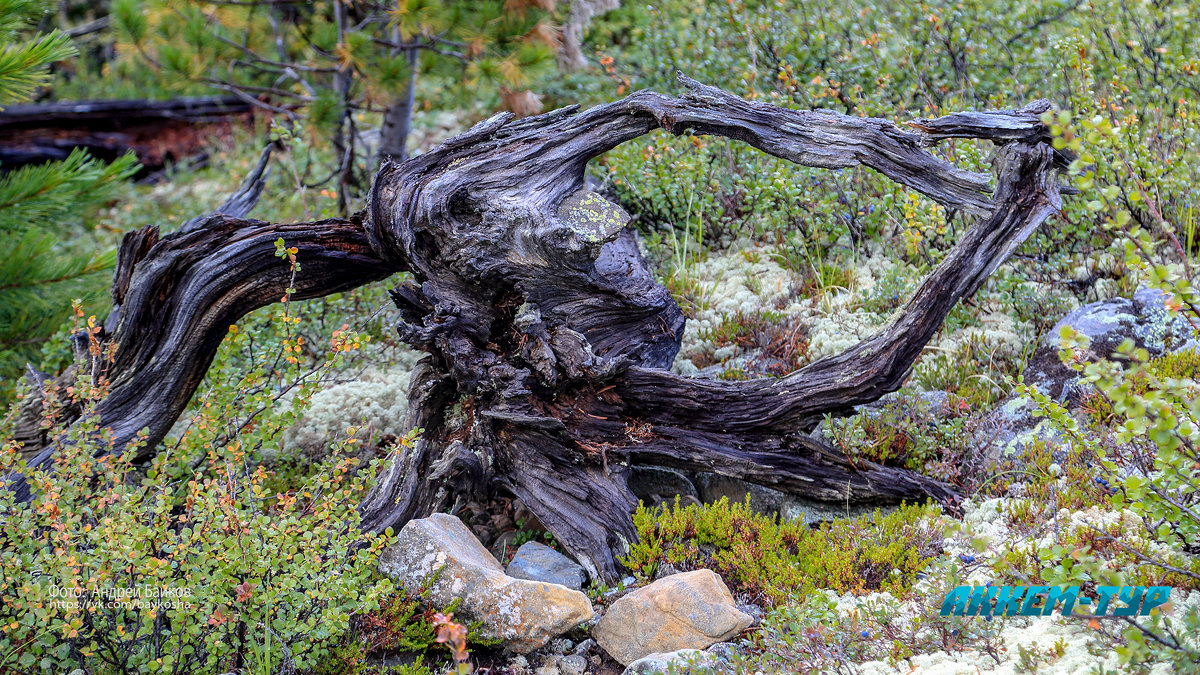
[357,76,1061,579]
[9,214,397,501]
[10,76,1064,581]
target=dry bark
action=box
[10,76,1064,581]
[0,96,254,171]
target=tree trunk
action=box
[378,47,419,165]
[330,0,354,215]
[8,76,1066,582]
[558,0,620,72]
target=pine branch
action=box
[0,29,74,106]
[0,149,139,234]
[0,230,114,391]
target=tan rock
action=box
[593,570,752,665]
[377,513,593,652]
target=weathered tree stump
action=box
[11,75,1065,581]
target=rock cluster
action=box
[378,515,751,670]
[377,513,593,653]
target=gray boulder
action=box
[1022,288,1199,401]
[557,654,588,675]
[693,472,784,515]
[780,495,884,525]
[507,541,588,591]
[975,394,1063,458]
[989,288,1199,457]
[854,389,952,418]
[630,466,700,508]
[535,654,589,675]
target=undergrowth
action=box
[623,497,944,606]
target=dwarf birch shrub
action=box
[1004,104,1200,667]
[0,425,392,674]
[1,271,396,673]
[1015,333,1200,672]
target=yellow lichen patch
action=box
[556,189,630,243]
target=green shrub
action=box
[913,333,1025,407]
[0,414,392,674]
[0,284,395,673]
[824,392,973,481]
[730,567,1009,674]
[1148,348,1200,381]
[597,131,875,263]
[1014,328,1200,669]
[861,266,918,318]
[622,497,943,605]
[316,571,497,675]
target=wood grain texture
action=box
[358,74,1063,579]
[10,77,1065,580]
[9,215,398,501]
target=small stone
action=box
[734,602,765,626]
[377,513,594,652]
[653,562,681,581]
[603,576,638,598]
[705,641,741,660]
[593,569,752,665]
[622,649,718,674]
[558,654,588,675]
[507,541,588,591]
[549,637,574,655]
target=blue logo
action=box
[939,585,1171,617]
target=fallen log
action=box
[0,96,256,172]
[0,97,253,129]
[10,76,1065,581]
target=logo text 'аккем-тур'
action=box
[940,585,1171,617]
